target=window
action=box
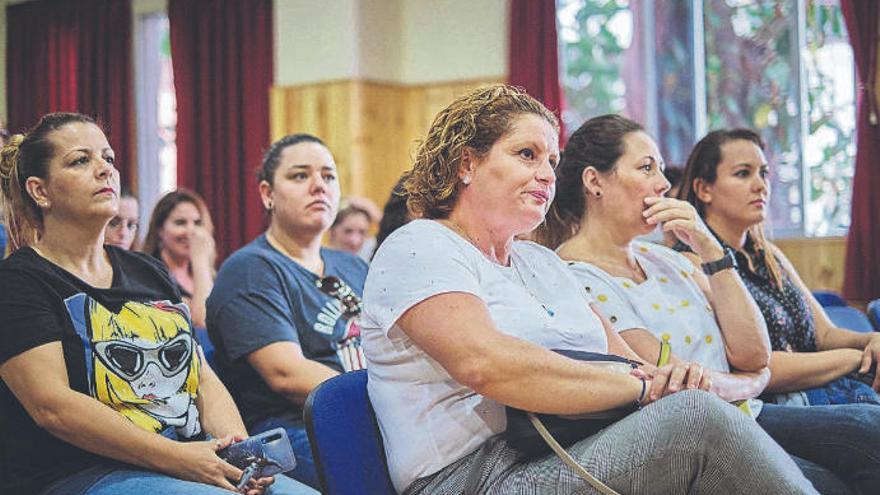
[134,12,177,232]
[558,0,855,237]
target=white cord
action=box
[527,412,621,495]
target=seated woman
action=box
[206,134,368,489]
[363,85,814,495]
[327,198,375,258]
[543,114,880,493]
[142,189,215,328]
[676,128,880,407]
[104,188,139,250]
[0,112,313,495]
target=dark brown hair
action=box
[678,128,783,288]
[0,112,97,250]
[537,114,643,248]
[141,188,214,260]
[405,84,559,219]
[258,133,326,185]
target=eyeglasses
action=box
[316,275,362,319]
[92,333,194,381]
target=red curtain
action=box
[169,0,273,261]
[508,0,566,144]
[6,0,134,188]
[841,0,880,302]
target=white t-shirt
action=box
[566,241,764,415]
[566,241,729,373]
[362,220,608,492]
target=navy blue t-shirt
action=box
[206,235,368,427]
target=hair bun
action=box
[0,134,25,180]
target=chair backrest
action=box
[812,290,847,307]
[824,306,875,333]
[867,299,880,331]
[305,370,395,495]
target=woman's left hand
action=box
[643,197,724,262]
[243,475,274,495]
[646,362,712,402]
[222,434,275,495]
[859,334,880,391]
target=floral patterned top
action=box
[673,234,817,353]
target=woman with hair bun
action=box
[0,112,314,495]
[207,133,368,489]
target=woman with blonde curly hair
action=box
[361,85,814,494]
[0,112,313,495]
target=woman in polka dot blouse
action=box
[538,114,880,494]
[675,128,880,408]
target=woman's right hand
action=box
[188,226,216,268]
[162,438,242,492]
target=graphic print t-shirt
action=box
[206,235,368,427]
[0,247,203,494]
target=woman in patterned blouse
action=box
[676,128,880,406]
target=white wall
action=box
[399,0,508,84]
[274,0,360,85]
[274,0,508,86]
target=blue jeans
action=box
[250,416,318,490]
[39,463,317,495]
[804,376,880,406]
[757,403,880,495]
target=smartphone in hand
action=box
[217,428,297,485]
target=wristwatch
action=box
[701,248,737,276]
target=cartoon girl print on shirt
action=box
[65,294,202,438]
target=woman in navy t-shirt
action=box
[207,134,368,489]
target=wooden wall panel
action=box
[270,78,499,208]
[269,81,356,191]
[774,236,847,293]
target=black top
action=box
[673,234,817,353]
[0,247,204,494]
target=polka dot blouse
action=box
[673,236,817,353]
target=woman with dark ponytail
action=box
[677,128,880,407]
[0,113,313,495]
[543,114,880,494]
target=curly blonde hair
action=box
[405,84,559,219]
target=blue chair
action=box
[813,290,847,307]
[825,306,875,333]
[867,299,880,331]
[305,370,395,495]
[193,327,217,369]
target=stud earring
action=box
[462,176,472,185]
[595,191,602,198]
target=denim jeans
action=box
[803,376,880,406]
[250,416,318,490]
[39,463,318,495]
[757,403,880,495]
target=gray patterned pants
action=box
[405,390,816,495]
